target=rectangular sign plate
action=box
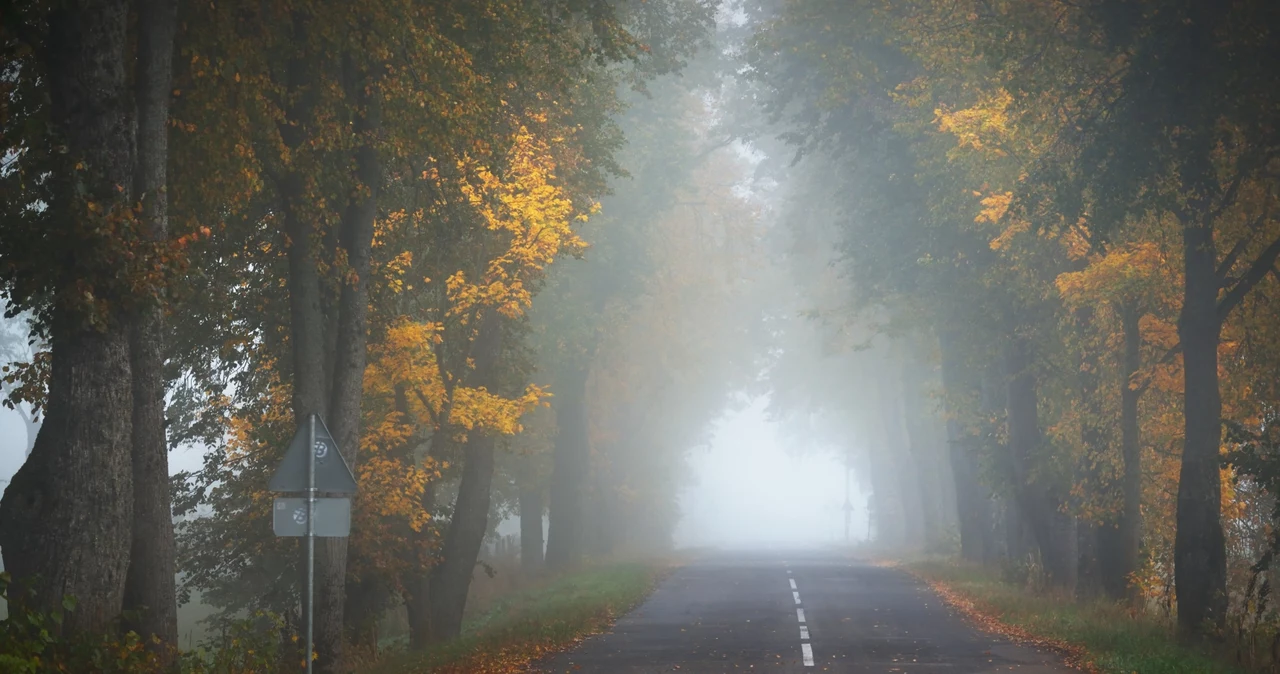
[273,497,351,537]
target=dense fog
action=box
[4,0,1280,671]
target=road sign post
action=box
[305,414,315,674]
[269,414,357,674]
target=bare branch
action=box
[1218,231,1280,323]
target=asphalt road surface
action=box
[534,550,1076,674]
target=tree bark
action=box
[1118,301,1143,600]
[518,476,544,575]
[1099,301,1143,599]
[867,442,903,548]
[1074,307,1105,600]
[0,0,135,634]
[1003,334,1076,592]
[938,329,992,564]
[405,438,441,649]
[902,356,943,550]
[273,15,328,667]
[545,363,591,570]
[427,313,503,642]
[122,0,179,657]
[312,60,380,672]
[880,368,923,550]
[1174,215,1228,636]
[1077,521,1102,600]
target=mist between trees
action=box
[2,0,1280,671]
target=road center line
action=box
[800,626,810,639]
[789,578,797,589]
[801,642,814,666]
[793,591,802,604]
[797,608,805,622]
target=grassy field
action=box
[908,559,1245,674]
[370,562,665,674]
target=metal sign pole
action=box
[306,413,316,674]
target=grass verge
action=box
[371,561,667,674]
[907,559,1243,674]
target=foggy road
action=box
[536,551,1076,674]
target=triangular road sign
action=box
[268,415,358,494]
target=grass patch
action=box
[371,561,665,674]
[908,559,1243,674]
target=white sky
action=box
[0,409,24,494]
[674,395,868,549]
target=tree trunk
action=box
[902,357,943,551]
[1074,307,1105,600]
[1099,301,1143,599]
[0,0,135,633]
[880,368,924,550]
[427,314,503,642]
[518,476,544,575]
[1077,521,1102,600]
[1118,301,1143,601]
[939,329,991,564]
[867,444,903,548]
[426,434,497,640]
[1174,216,1227,636]
[405,451,439,649]
[545,363,590,570]
[343,575,388,654]
[1001,497,1033,564]
[1003,334,1076,593]
[122,0,178,656]
[313,61,380,672]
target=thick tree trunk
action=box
[939,329,991,564]
[1074,308,1105,600]
[405,451,440,649]
[313,64,380,672]
[427,314,503,642]
[880,369,924,549]
[1118,302,1143,600]
[1174,217,1227,636]
[545,363,591,570]
[1003,335,1076,592]
[1001,498,1032,564]
[343,575,387,653]
[518,477,544,575]
[1099,301,1144,599]
[122,0,179,656]
[867,445,902,548]
[426,434,497,640]
[0,0,135,633]
[1077,521,1102,600]
[902,357,943,550]
[275,26,329,667]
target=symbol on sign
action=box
[267,415,356,494]
[273,497,351,537]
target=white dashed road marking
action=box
[790,570,813,667]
